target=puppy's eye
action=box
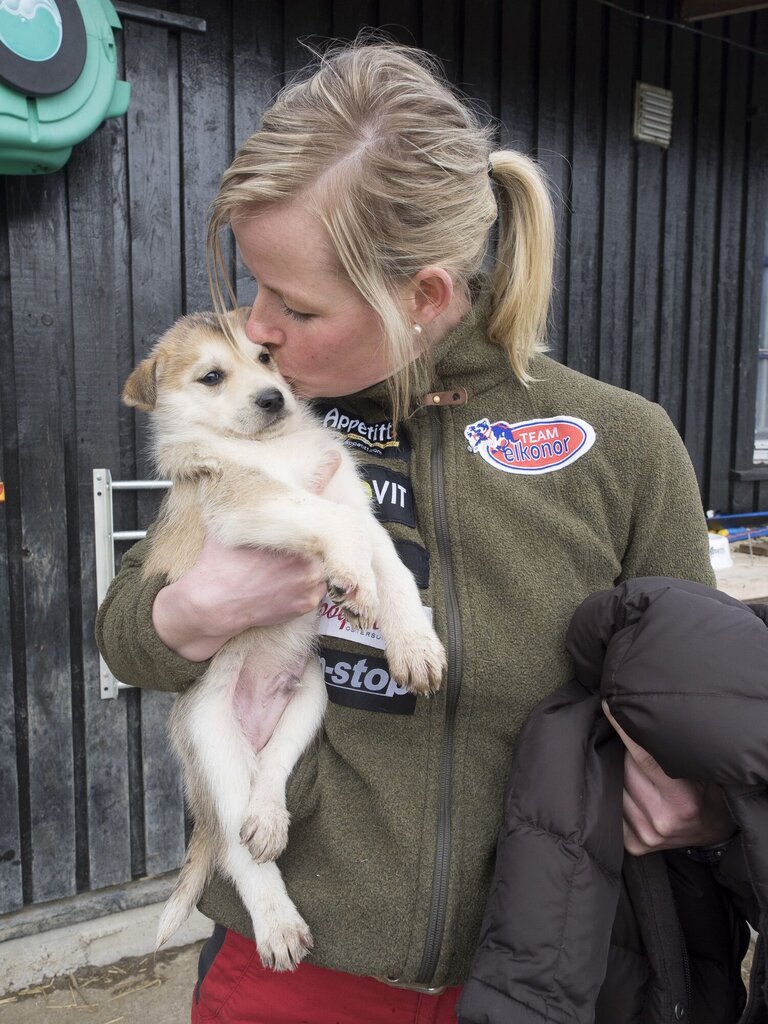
[198,370,224,386]
[257,352,271,365]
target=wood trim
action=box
[0,873,179,942]
[113,2,207,33]
[730,467,768,481]
[680,1,768,21]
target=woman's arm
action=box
[613,403,728,852]
[96,533,327,691]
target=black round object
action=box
[0,0,87,98]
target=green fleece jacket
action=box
[96,286,714,987]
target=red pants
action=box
[191,927,462,1023]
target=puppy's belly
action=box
[233,656,307,752]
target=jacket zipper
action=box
[679,937,692,1022]
[415,407,463,984]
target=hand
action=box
[153,536,327,661]
[603,701,735,855]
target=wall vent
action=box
[633,83,673,148]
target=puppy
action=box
[122,310,446,971]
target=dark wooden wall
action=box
[1,0,767,915]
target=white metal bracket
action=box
[93,469,170,698]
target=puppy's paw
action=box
[326,570,378,631]
[386,628,446,696]
[256,914,313,972]
[240,802,290,863]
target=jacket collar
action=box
[351,275,519,417]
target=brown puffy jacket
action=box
[457,577,768,1024]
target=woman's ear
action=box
[407,267,455,327]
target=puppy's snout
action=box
[254,387,285,412]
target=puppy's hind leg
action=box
[240,659,328,863]
[183,654,313,971]
[218,846,312,971]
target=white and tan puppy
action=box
[122,310,445,971]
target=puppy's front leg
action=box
[156,441,224,481]
[368,523,446,696]
[204,478,379,628]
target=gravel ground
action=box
[0,942,204,1024]
[0,935,756,1022]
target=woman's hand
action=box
[152,535,327,662]
[603,702,735,855]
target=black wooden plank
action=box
[681,20,724,491]
[536,0,575,365]
[732,13,768,515]
[567,0,605,379]
[65,109,134,891]
[180,0,233,315]
[378,0,421,46]
[461,0,500,118]
[5,175,76,904]
[627,0,667,402]
[733,45,768,511]
[656,10,696,431]
[598,2,638,388]
[708,17,751,512]
[499,0,537,152]
[0,187,23,914]
[232,0,284,308]
[421,0,462,83]
[333,0,377,41]
[125,19,186,877]
[284,0,334,77]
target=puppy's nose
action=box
[255,387,285,412]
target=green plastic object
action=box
[0,0,130,175]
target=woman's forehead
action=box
[232,202,345,297]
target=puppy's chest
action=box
[225,433,356,497]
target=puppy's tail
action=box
[156,824,214,950]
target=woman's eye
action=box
[281,303,313,322]
[257,352,271,364]
[198,369,224,386]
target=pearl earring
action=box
[413,324,423,336]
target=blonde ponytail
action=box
[488,151,555,381]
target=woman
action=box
[97,42,743,1024]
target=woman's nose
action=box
[245,300,284,347]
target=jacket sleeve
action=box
[95,535,210,693]
[456,682,626,1024]
[617,403,714,587]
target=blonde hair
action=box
[207,42,554,422]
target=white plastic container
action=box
[709,533,733,571]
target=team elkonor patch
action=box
[464,415,596,475]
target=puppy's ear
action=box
[123,356,159,411]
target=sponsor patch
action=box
[318,598,432,651]
[360,465,416,527]
[464,415,596,475]
[317,403,410,461]
[319,648,416,715]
